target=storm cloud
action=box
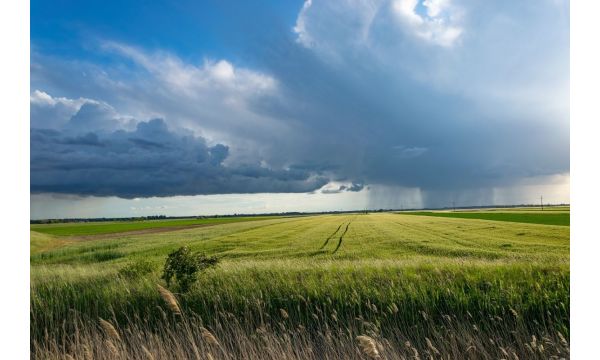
[31,102,328,198]
[30,0,569,207]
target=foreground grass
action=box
[30,213,570,359]
[32,263,569,359]
[401,210,570,226]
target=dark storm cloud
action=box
[240,0,569,200]
[346,183,364,192]
[30,115,328,198]
[321,182,364,194]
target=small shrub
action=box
[162,246,219,291]
[118,259,155,279]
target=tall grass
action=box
[31,273,569,359]
[31,262,569,359]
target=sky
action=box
[30,0,570,219]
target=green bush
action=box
[162,246,218,291]
[118,259,155,279]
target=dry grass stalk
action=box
[280,308,289,319]
[557,331,569,348]
[82,344,93,360]
[425,338,440,355]
[99,318,121,342]
[200,327,220,347]
[157,284,182,316]
[141,345,155,360]
[357,335,381,359]
[190,341,201,360]
[405,340,420,360]
[104,339,119,356]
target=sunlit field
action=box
[401,207,570,226]
[30,210,570,359]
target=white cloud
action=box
[103,42,276,95]
[293,0,314,47]
[30,90,133,131]
[423,0,448,17]
[294,0,463,50]
[391,0,462,47]
[210,60,235,81]
[30,90,91,113]
[30,90,97,129]
[292,0,381,62]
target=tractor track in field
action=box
[332,221,352,254]
[319,223,344,250]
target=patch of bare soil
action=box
[69,223,220,241]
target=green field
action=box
[30,211,570,359]
[401,209,570,226]
[30,215,281,236]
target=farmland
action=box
[30,215,281,237]
[30,210,570,359]
[401,208,570,226]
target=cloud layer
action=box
[30,0,569,207]
[31,95,327,198]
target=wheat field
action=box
[30,211,570,359]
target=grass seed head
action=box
[425,337,440,355]
[279,308,289,319]
[356,335,380,359]
[200,327,220,347]
[157,284,181,316]
[104,339,119,355]
[557,331,569,347]
[99,318,121,342]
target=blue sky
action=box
[30,0,570,218]
[31,1,301,63]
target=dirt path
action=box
[68,223,222,241]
